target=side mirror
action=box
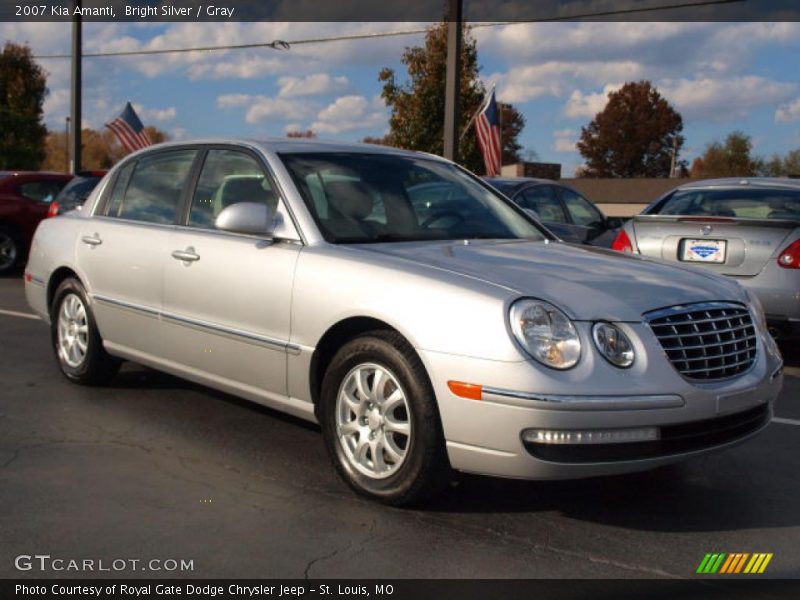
[215,202,274,236]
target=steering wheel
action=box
[421,210,465,229]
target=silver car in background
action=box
[613,178,800,341]
[25,140,783,505]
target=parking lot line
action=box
[773,417,800,427]
[0,308,39,320]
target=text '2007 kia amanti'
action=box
[25,139,784,505]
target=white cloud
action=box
[217,94,315,124]
[277,73,349,98]
[552,128,577,153]
[132,103,177,122]
[563,84,621,119]
[776,98,800,123]
[310,95,388,134]
[659,76,797,122]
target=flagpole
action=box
[459,83,495,142]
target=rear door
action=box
[77,149,198,357]
[635,187,798,276]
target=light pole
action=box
[64,116,70,172]
[70,0,82,173]
[443,0,462,163]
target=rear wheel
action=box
[320,331,449,505]
[0,226,21,274]
[50,277,119,385]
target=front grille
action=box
[645,302,757,381]
[524,404,770,463]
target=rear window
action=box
[657,188,800,220]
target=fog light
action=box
[522,426,659,445]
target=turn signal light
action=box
[447,381,483,400]
[777,240,800,269]
[611,229,634,253]
[47,201,59,218]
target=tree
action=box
[378,21,524,174]
[362,135,391,146]
[576,81,684,178]
[759,148,800,177]
[286,130,316,138]
[689,131,761,178]
[42,126,171,171]
[0,42,48,170]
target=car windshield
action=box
[657,188,800,220]
[279,152,546,243]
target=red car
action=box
[0,171,72,274]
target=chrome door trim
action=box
[92,294,299,354]
[93,294,160,318]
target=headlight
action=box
[592,322,635,368]
[510,299,581,369]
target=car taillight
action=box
[777,240,800,269]
[611,229,634,253]
[47,201,59,218]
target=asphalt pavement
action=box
[1,275,798,579]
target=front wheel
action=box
[50,277,120,385]
[320,331,449,505]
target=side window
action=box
[18,180,66,203]
[518,186,566,223]
[188,149,276,229]
[106,150,196,224]
[561,188,603,226]
[103,162,135,217]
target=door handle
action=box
[171,247,200,262]
[81,234,102,246]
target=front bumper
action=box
[419,322,784,480]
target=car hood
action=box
[358,239,746,321]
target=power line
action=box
[31,0,743,60]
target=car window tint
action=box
[518,186,566,223]
[18,180,67,203]
[104,162,136,217]
[658,189,800,219]
[280,153,544,243]
[188,150,275,229]
[108,150,196,224]
[561,188,603,226]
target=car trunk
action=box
[632,215,799,276]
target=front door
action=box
[160,148,300,397]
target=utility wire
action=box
[32,0,744,60]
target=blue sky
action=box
[2,21,800,175]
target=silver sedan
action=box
[613,178,800,341]
[24,140,783,505]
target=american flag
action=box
[475,88,502,176]
[105,102,152,153]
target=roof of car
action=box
[676,177,800,191]
[485,177,555,186]
[126,138,444,160]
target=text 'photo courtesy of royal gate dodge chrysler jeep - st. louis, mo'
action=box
[24,139,784,506]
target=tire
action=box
[320,330,450,506]
[50,277,120,385]
[0,225,21,275]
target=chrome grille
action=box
[645,302,757,381]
